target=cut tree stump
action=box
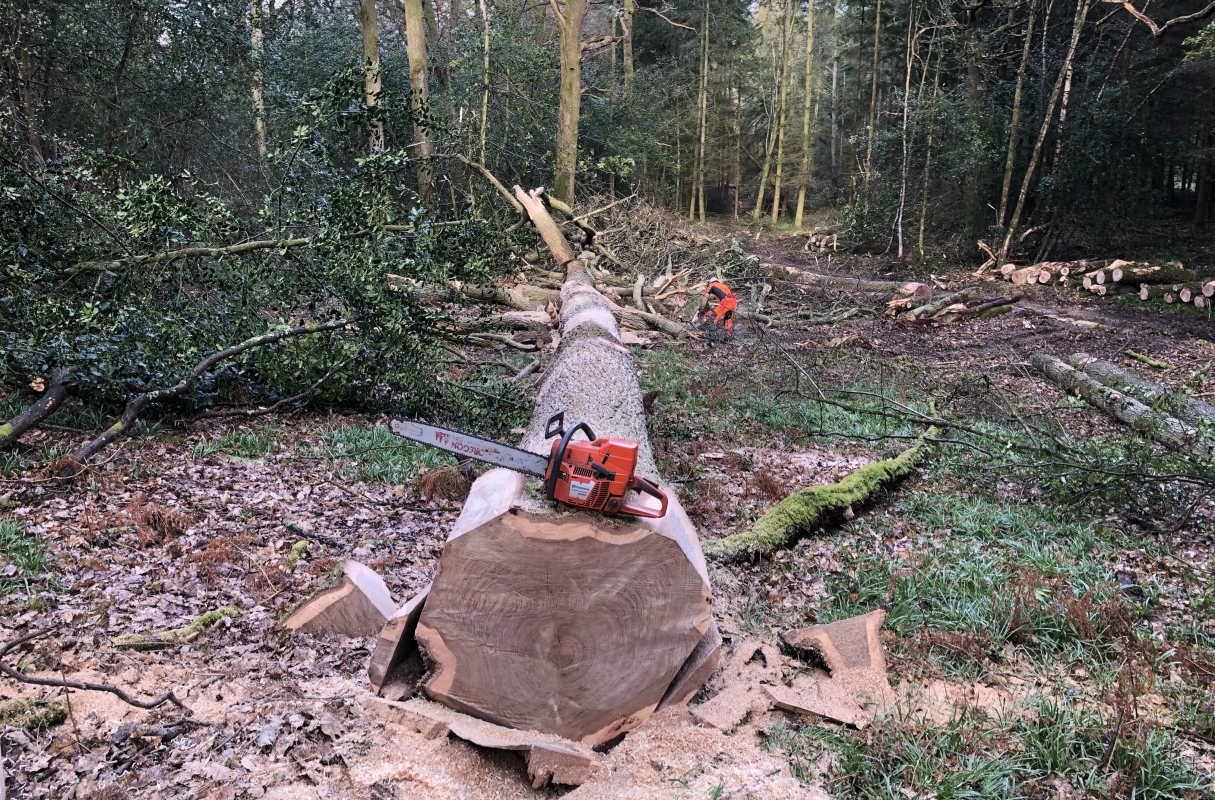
[282,560,396,639]
[405,187,713,747]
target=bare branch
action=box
[635,6,696,31]
[1103,0,1215,36]
[1,628,185,710]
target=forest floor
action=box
[2,219,1215,799]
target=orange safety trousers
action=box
[706,296,738,334]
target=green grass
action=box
[0,451,23,478]
[638,349,924,465]
[191,423,279,460]
[763,693,1209,799]
[316,422,455,485]
[0,517,50,592]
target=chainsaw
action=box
[388,412,669,518]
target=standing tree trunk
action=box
[478,0,490,164]
[17,16,41,159]
[734,79,742,219]
[997,0,1090,266]
[861,0,881,192]
[997,0,1038,229]
[553,0,590,207]
[793,0,816,230]
[830,10,839,188]
[692,0,709,223]
[106,3,139,152]
[623,0,634,90]
[770,0,796,223]
[404,0,433,200]
[893,0,918,258]
[250,0,268,166]
[917,57,940,254]
[360,0,385,152]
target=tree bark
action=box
[478,0,490,164]
[1033,353,1215,461]
[360,0,385,151]
[917,58,940,254]
[403,0,433,199]
[1068,353,1215,430]
[997,0,1038,229]
[553,0,590,206]
[409,188,713,746]
[862,0,881,192]
[0,368,75,450]
[623,0,635,89]
[793,0,816,230]
[770,0,797,223]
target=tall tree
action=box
[793,0,816,229]
[997,0,1039,229]
[403,0,433,199]
[553,0,591,206]
[251,0,268,167]
[861,0,881,191]
[360,0,384,152]
[770,0,796,222]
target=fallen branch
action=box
[703,428,937,560]
[1,628,185,710]
[1,367,76,450]
[70,320,349,464]
[1033,353,1215,461]
[112,607,242,651]
[195,356,357,420]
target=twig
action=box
[571,194,636,224]
[0,627,185,710]
[195,356,358,419]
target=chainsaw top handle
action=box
[543,419,596,502]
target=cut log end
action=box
[282,560,395,639]
[415,487,711,746]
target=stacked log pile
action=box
[997,258,1213,311]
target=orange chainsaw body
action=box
[542,428,668,519]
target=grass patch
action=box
[763,693,1209,798]
[0,516,50,590]
[317,422,455,485]
[191,423,279,460]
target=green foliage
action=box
[0,517,50,592]
[191,424,280,460]
[317,422,456,486]
[763,694,1208,798]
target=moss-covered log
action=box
[0,367,75,450]
[703,430,936,560]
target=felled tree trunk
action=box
[0,368,74,450]
[1068,353,1215,430]
[1033,354,1215,461]
[409,187,713,746]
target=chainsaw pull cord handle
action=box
[543,420,596,502]
[621,475,668,519]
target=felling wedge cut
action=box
[281,560,396,638]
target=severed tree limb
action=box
[195,356,358,420]
[1,627,185,710]
[69,238,311,275]
[71,320,349,464]
[703,428,938,560]
[636,6,697,30]
[1032,353,1215,461]
[1,368,76,450]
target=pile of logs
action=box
[998,259,1213,311]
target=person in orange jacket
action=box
[697,276,738,337]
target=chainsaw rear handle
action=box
[543,419,596,502]
[620,475,668,519]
